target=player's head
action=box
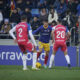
[52,20,57,26]
[21,15,27,22]
[43,19,48,28]
[62,20,67,26]
[57,19,62,24]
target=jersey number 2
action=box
[18,28,23,37]
[57,31,65,38]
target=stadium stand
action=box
[0,0,80,46]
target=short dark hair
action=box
[21,15,27,20]
[52,20,57,25]
[62,20,67,26]
[57,19,62,23]
[43,19,48,22]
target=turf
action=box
[0,65,80,80]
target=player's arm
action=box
[32,27,41,35]
[66,27,71,36]
[51,26,55,43]
[28,24,37,47]
[9,26,17,43]
[67,31,71,40]
[67,31,71,37]
[29,30,37,47]
[51,30,55,44]
[66,27,71,40]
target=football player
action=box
[49,19,71,69]
[33,19,52,68]
[9,15,38,70]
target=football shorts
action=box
[39,41,50,51]
[53,42,67,52]
[18,41,34,52]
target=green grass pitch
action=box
[0,65,80,80]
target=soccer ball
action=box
[36,62,41,68]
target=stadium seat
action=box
[31,9,40,17]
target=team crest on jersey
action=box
[44,29,50,32]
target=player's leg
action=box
[44,43,50,68]
[49,43,57,68]
[64,50,71,68]
[62,43,71,68]
[26,42,39,70]
[32,47,38,69]
[37,48,43,59]
[49,51,56,68]
[22,51,27,70]
[32,47,40,70]
[37,41,43,59]
[18,44,27,70]
[44,51,49,68]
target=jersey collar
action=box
[43,25,48,29]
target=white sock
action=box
[49,54,55,68]
[22,54,27,69]
[32,52,37,68]
[65,55,70,64]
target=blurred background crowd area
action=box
[0,0,80,45]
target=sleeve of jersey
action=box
[9,26,16,39]
[52,26,56,31]
[32,27,41,34]
[66,27,69,33]
[29,30,37,46]
[27,24,32,31]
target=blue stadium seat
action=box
[31,9,40,17]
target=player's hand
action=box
[14,39,17,44]
[66,35,70,41]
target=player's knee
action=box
[52,51,56,55]
[45,51,49,56]
[64,50,68,55]
[39,48,43,53]
[46,53,49,56]
[33,50,36,53]
[32,47,37,52]
[64,52,67,55]
[34,49,36,52]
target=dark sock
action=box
[44,55,48,65]
[37,52,41,59]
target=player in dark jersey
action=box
[33,19,52,68]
